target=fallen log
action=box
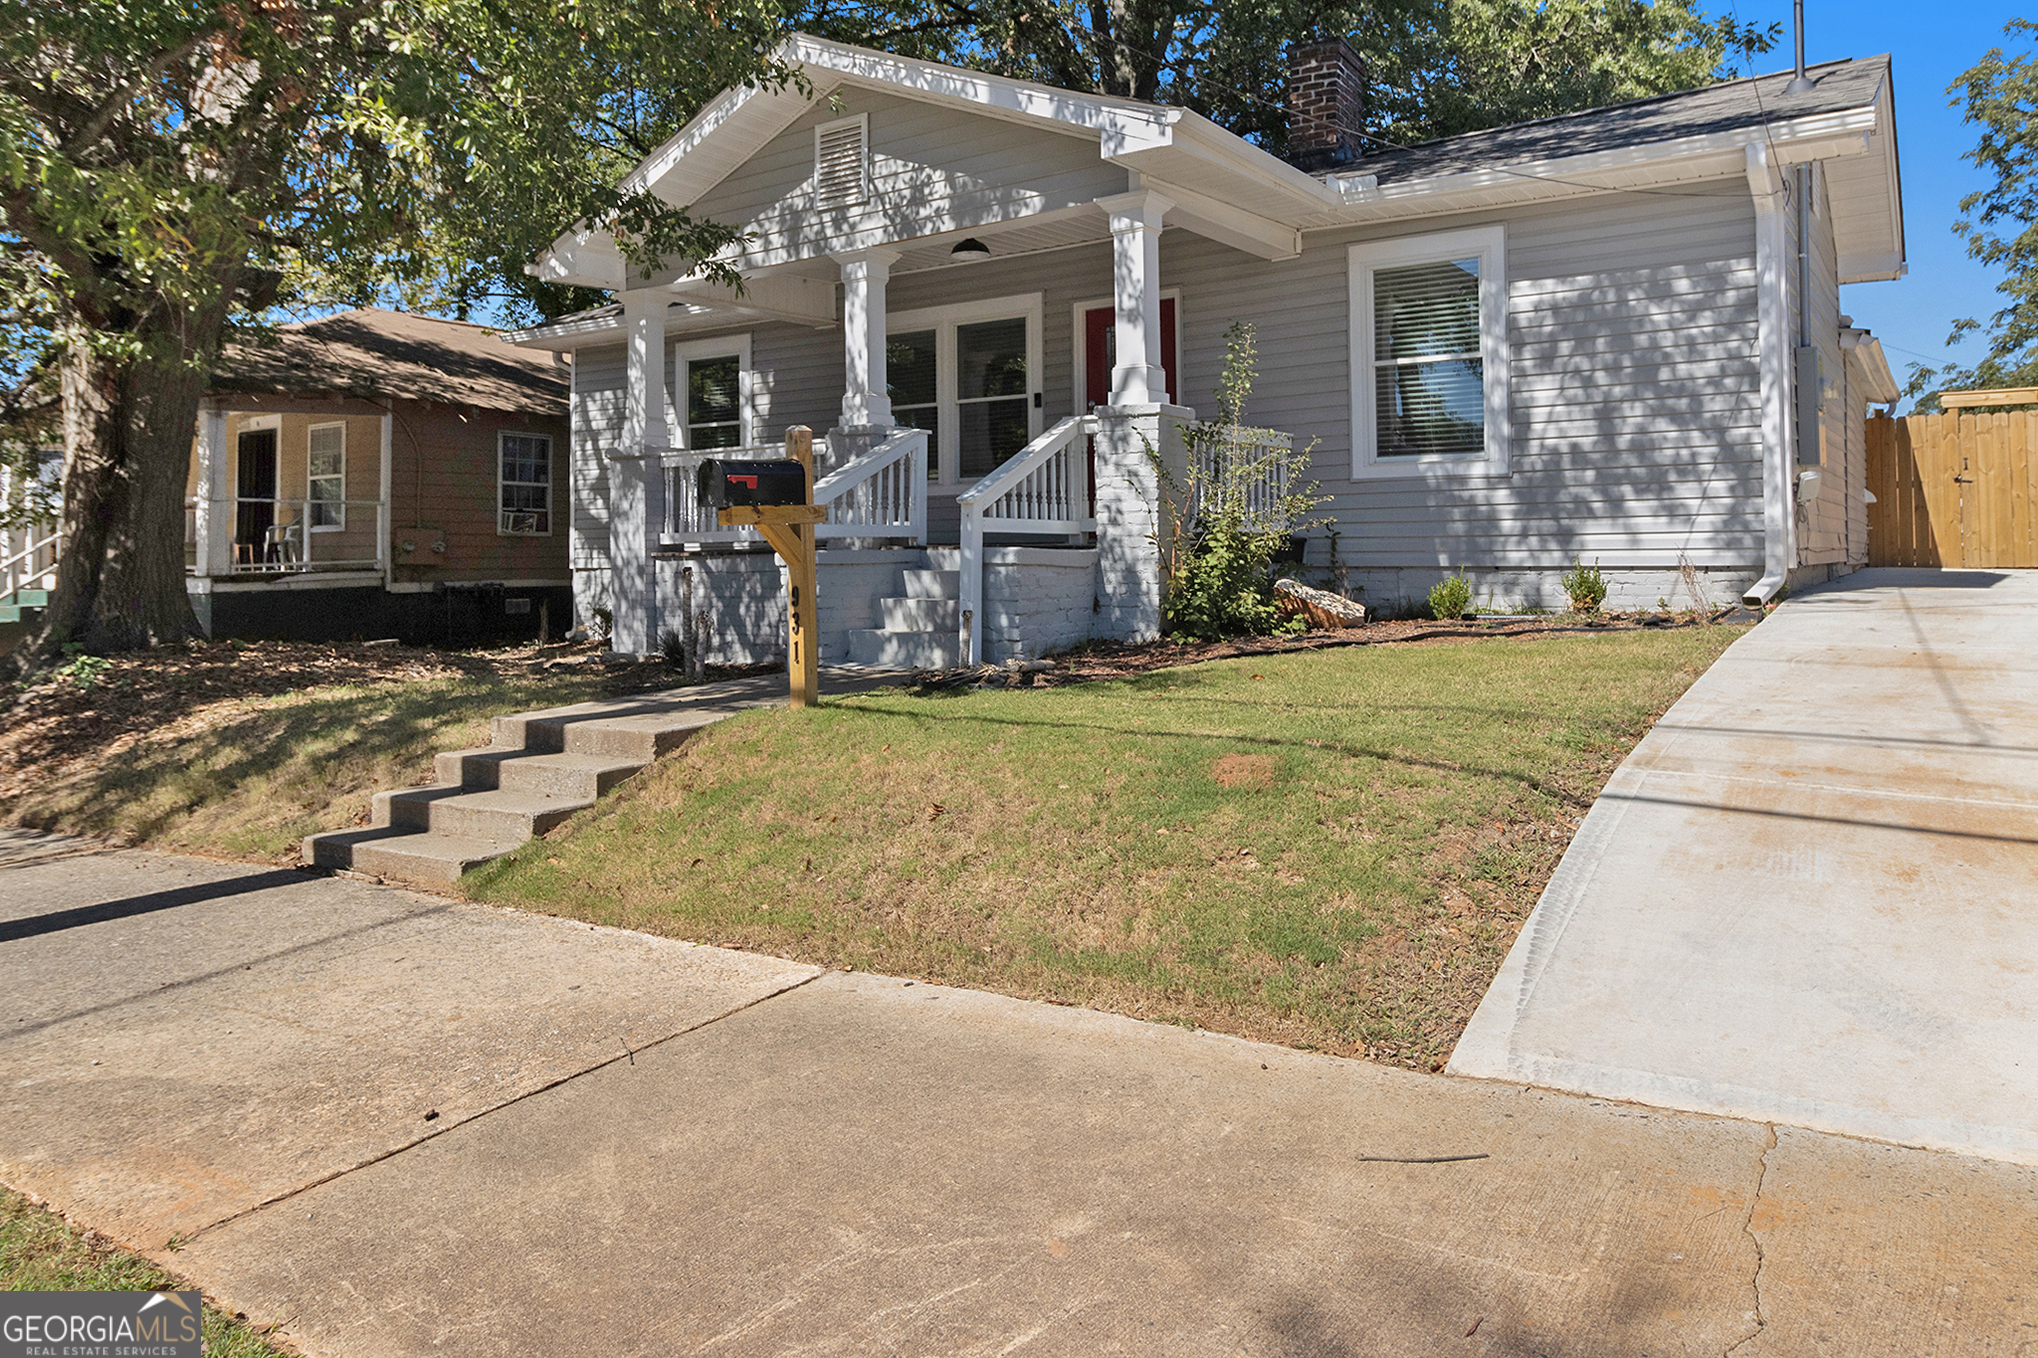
[1273,578,1367,629]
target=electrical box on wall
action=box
[1794,345,1825,467]
[397,527,447,563]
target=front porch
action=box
[185,401,391,585]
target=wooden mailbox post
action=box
[716,426,821,708]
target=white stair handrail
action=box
[955,415,1098,665]
[813,427,928,543]
[1,522,61,596]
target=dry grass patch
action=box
[0,1189,293,1355]
[0,640,629,859]
[469,626,1746,1069]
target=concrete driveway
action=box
[1452,568,2038,1162]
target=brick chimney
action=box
[1286,36,1366,171]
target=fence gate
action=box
[1867,411,2038,568]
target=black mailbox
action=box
[697,458,808,509]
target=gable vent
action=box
[814,114,869,209]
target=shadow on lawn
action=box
[11,676,602,847]
[833,697,1604,810]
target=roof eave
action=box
[1316,102,1884,225]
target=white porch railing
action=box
[658,429,930,548]
[185,496,388,574]
[2,522,60,597]
[813,427,927,543]
[954,414,1098,665]
[659,443,802,548]
[1189,426,1295,530]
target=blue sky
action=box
[1744,0,2025,399]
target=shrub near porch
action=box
[468,628,1744,1068]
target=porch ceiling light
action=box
[949,237,992,261]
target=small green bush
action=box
[1561,557,1609,614]
[1152,320,1323,641]
[1427,573,1472,621]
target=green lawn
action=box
[0,1190,290,1355]
[468,627,1744,1068]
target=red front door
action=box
[1083,300,1177,511]
[1083,298,1178,410]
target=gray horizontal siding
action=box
[1160,181,1763,571]
[570,343,625,567]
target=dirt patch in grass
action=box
[1211,753,1278,788]
[0,1188,293,1356]
[469,626,1748,1071]
[0,638,705,859]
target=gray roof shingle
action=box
[1342,56,1890,185]
[214,308,570,414]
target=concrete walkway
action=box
[1452,568,2038,1163]
[5,830,2037,1356]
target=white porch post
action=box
[611,286,670,655]
[195,403,232,578]
[834,247,899,430]
[1098,190,1174,406]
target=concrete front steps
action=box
[848,549,962,669]
[303,689,758,887]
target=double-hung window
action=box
[886,293,1042,487]
[499,432,552,534]
[673,336,752,450]
[307,423,345,528]
[1348,225,1509,478]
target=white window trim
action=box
[813,112,870,209]
[306,420,346,532]
[671,333,755,450]
[1348,224,1510,480]
[497,430,555,537]
[1071,289,1184,413]
[888,291,1043,488]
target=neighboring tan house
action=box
[186,308,572,644]
[503,35,1904,666]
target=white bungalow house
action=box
[503,35,1904,666]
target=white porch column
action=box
[611,286,671,655]
[834,248,900,429]
[195,403,232,578]
[1097,190,1174,406]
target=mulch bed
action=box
[912,605,1763,691]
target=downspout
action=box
[1744,141,1794,608]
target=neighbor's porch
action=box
[184,400,390,587]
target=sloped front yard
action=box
[467,626,1746,1069]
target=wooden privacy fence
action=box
[1867,411,2038,568]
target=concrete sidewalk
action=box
[4,831,2035,1356]
[1451,568,2038,1163]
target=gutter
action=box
[1744,141,1795,608]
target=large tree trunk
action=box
[31,315,224,659]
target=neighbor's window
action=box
[1348,225,1508,477]
[499,432,552,534]
[308,423,345,528]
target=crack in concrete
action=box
[1724,1123,1778,1358]
[170,966,829,1249]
